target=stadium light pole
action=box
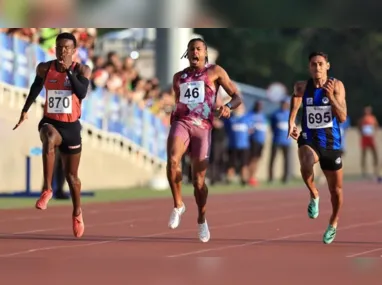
[155,28,193,91]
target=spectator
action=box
[39,28,61,54]
[223,103,251,186]
[268,98,292,184]
[340,116,351,156]
[247,100,267,186]
[357,106,379,179]
[0,28,182,161]
[6,28,39,43]
[209,117,227,185]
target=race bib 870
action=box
[47,90,73,114]
[306,106,333,129]
[179,81,205,104]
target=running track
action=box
[0,181,381,284]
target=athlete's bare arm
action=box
[287,81,306,140]
[172,72,181,99]
[169,72,181,124]
[213,65,242,109]
[289,81,306,124]
[323,79,347,123]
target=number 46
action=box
[184,87,199,98]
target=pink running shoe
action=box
[72,211,85,238]
[35,189,53,210]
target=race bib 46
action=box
[179,81,205,104]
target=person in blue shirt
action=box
[339,116,351,155]
[247,100,267,186]
[209,117,227,185]
[268,98,292,184]
[288,52,348,245]
[223,103,251,186]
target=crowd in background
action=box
[1,28,380,188]
[202,101,381,186]
[1,27,284,186]
[203,99,295,187]
[0,28,175,126]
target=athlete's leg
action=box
[323,169,343,227]
[319,149,343,244]
[61,152,84,238]
[298,145,320,219]
[40,124,62,191]
[298,145,319,198]
[167,121,189,229]
[54,150,68,199]
[192,158,209,224]
[36,123,62,210]
[61,153,82,216]
[190,127,212,242]
[322,167,343,244]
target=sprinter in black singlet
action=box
[287,52,347,244]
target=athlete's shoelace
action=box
[308,202,316,214]
[199,224,208,236]
[326,227,336,238]
[170,209,180,221]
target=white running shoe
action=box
[168,203,186,229]
[198,220,210,243]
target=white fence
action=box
[0,81,168,192]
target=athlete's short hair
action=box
[309,51,328,62]
[56,32,77,47]
[181,38,208,64]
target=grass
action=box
[0,179,305,210]
[0,174,363,210]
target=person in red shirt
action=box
[357,106,379,179]
[13,32,91,238]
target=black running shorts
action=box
[297,136,342,171]
[38,117,82,155]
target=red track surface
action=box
[0,181,382,284]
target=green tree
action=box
[196,28,382,124]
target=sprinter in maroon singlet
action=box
[13,33,91,238]
[167,38,242,242]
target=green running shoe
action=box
[323,225,337,244]
[307,197,319,219]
